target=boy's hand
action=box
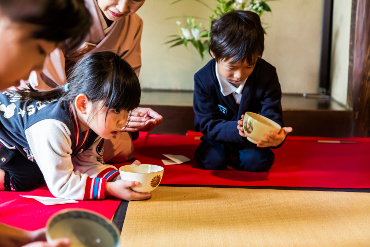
[257,127,293,148]
[237,115,247,137]
[122,107,163,132]
[237,115,293,147]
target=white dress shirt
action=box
[215,62,247,104]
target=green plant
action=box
[165,0,274,59]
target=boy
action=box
[193,10,292,172]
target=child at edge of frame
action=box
[193,10,293,172]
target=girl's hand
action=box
[237,115,246,137]
[105,180,152,201]
[257,127,293,148]
[132,160,141,166]
[106,160,151,200]
[122,108,163,132]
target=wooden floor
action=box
[140,90,352,137]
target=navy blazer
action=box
[193,58,284,143]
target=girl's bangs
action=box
[103,75,141,112]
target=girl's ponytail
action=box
[16,83,66,102]
[16,51,141,114]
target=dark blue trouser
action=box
[0,145,43,191]
[194,137,275,172]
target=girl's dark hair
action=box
[0,0,91,47]
[209,10,264,65]
[17,51,141,117]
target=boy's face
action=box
[217,58,257,87]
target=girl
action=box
[25,0,163,165]
[0,51,151,202]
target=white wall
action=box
[262,0,324,94]
[137,0,324,93]
[329,0,352,106]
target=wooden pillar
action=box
[349,0,370,136]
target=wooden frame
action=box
[319,0,334,94]
[348,0,370,136]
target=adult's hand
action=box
[122,107,163,132]
[23,228,70,247]
[0,223,70,247]
[22,239,70,247]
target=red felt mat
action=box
[4,133,368,230]
[0,133,147,231]
[0,185,121,230]
[122,134,370,189]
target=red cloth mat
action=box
[120,134,370,189]
[0,132,146,231]
[0,185,121,230]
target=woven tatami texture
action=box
[121,186,370,247]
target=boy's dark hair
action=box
[0,0,92,48]
[209,10,264,65]
[16,51,141,118]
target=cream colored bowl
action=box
[243,112,281,144]
[119,164,164,193]
[46,209,120,247]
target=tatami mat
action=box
[120,186,370,247]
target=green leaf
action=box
[225,1,235,9]
[166,35,181,38]
[164,37,182,44]
[184,39,188,47]
[169,40,187,48]
[191,39,199,49]
[202,40,210,53]
[200,31,209,37]
[260,2,271,12]
[198,40,204,55]
[221,2,227,12]
[187,17,195,25]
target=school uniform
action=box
[193,58,284,171]
[0,91,119,200]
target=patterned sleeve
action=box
[72,137,120,181]
[25,120,118,200]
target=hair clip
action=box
[64,83,70,92]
